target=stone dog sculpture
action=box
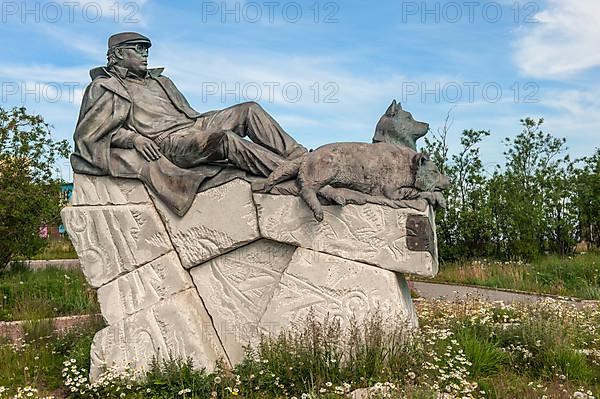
[266,100,449,221]
[372,99,429,150]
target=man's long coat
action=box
[71,66,222,216]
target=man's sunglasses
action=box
[119,43,149,54]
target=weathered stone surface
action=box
[190,239,295,364]
[254,194,438,276]
[61,177,435,382]
[61,204,172,288]
[260,247,418,335]
[97,251,193,324]
[90,289,228,380]
[152,179,260,269]
[71,173,150,206]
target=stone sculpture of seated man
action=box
[70,32,307,215]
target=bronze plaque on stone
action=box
[406,215,434,256]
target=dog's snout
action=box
[438,174,451,190]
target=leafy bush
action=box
[423,116,598,261]
[0,106,70,270]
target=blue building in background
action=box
[58,182,73,235]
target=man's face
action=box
[116,43,149,76]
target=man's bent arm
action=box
[111,127,138,149]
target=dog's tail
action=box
[265,155,305,191]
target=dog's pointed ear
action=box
[396,101,403,110]
[385,99,397,116]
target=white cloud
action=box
[0,64,89,83]
[0,64,89,111]
[152,42,409,115]
[151,44,422,148]
[513,0,600,78]
[541,87,600,117]
[36,25,106,60]
[533,85,600,151]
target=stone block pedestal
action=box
[62,175,438,379]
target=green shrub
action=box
[0,106,70,270]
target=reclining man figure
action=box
[71,32,307,214]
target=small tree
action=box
[423,111,492,260]
[573,148,600,248]
[425,115,581,261]
[0,106,70,270]
[498,118,575,258]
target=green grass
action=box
[427,252,600,300]
[28,240,78,260]
[0,265,99,321]
[0,266,598,398]
[417,299,600,398]
[0,316,104,397]
[454,330,508,377]
[1,298,597,398]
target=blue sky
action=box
[1,0,599,180]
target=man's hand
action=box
[133,136,161,161]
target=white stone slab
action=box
[152,179,260,269]
[190,239,295,364]
[71,173,150,206]
[97,251,193,325]
[90,289,228,381]
[61,174,436,376]
[260,247,417,336]
[61,204,172,288]
[254,194,438,276]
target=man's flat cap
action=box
[108,32,151,49]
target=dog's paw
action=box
[314,210,324,222]
[433,192,447,208]
[419,191,446,209]
[318,186,348,206]
[331,194,347,206]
